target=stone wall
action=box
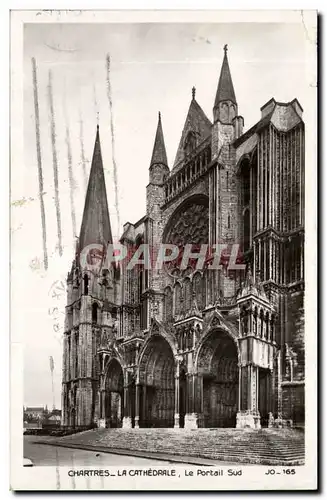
[285,290,305,381]
[281,383,305,424]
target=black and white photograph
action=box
[10,9,317,491]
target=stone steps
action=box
[54,428,304,466]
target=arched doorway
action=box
[258,368,272,427]
[105,359,124,428]
[197,329,239,428]
[139,335,175,428]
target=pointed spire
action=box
[79,126,112,253]
[150,112,168,167]
[238,265,268,302]
[214,44,237,108]
[190,290,201,317]
[244,267,255,290]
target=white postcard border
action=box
[10,8,317,492]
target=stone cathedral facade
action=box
[61,47,305,431]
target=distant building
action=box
[23,406,46,431]
[50,408,62,417]
[42,410,61,430]
[23,407,62,431]
[24,406,46,422]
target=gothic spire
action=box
[79,125,112,252]
[172,96,212,170]
[214,44,237,108]
[150,111,168,167]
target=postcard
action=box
[10,9,317,491]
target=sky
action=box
[12,14,316,409]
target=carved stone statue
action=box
[100,329,110,349]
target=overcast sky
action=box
[12,14,316,409]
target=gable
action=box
[172,99,212,172]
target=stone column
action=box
[253,241,256,280]
[274,239,277,282]
[264,130,268,227]
[76,387,82,427]
[122,371,132,429]
[184,373,198,429]
[258,239,262,280]
[269,238,272,281]
[174,359,180,428]
[236,364,261,429]
[68,334,73,381]
[300,238,304,280]
[62,336,67,383]
[134,383,140,428]
[98,389,106,427]
[174,373,180,429]
[122,382,132,429]
[250,164,253,246]
[272,315,276,343]
[142,385,147,427]
[194,373,204,428]
[276,351,283,419]
[97,360,106,429]
[257,137,261,230]
[98,389,107,428]
[62,384,68,427]
[263,240,267,281]
[79,379,94,427]
[238,365,242,412]
[267,370,273,415]
[74,330,78,380]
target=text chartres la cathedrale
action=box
[67,468,242,477]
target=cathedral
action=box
[61,46,305,431]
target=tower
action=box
[213,44,237,125]
[146,112,170,322]
[62,126,117,429]
[236,269,276,428]
[209,45,245,304]
[212,45,244,159]
[148,111,169,194]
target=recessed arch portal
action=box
[197,329,239,428]
[104,358,124,428]
[138,335,175,428]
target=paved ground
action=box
[24,436,176,466]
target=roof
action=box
[233,110,274,148]
[172,98,212,171]
[214,46,237,107]
[78,126,112,252]
[150,112,168,167]
[233,100,303,149]
[51,409,61,416]
[48,415,61,421]
[237,269,269,304]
